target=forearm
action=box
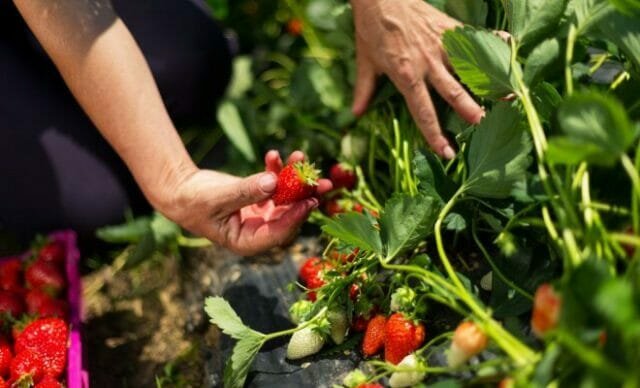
[13,0,196,209]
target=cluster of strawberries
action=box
[0,241,69,387]
[361,313,425,365]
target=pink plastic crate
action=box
[0,230,88,388]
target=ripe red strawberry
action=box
[286,18,303,36]
[0,338,12,379]
[324,199,344,217]
[362,314,386,357]
[0,376,6,388]
[329,163,356,190]
[272,162,320,206]
[0,291,25,320]
[299,257,322,286]
[384,313,426,364]
[26,290,67,319]
[531,284,562,337]
[356,384,383,388]
[299,258,333,301]
[0,259,23,293]
[15,318,68,379]
[34,375,63,388]
[25,260,66,296]
[10,350,43,385]
[38,242,65,267]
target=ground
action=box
[82,238,320,387]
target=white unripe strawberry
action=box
[286,327,325,360]
[328,309,349,345]
[388,354,426,387]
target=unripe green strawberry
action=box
[286,327,325,360]
[388,354,426,387]
[447,321,488,367]
[272,162,320,206]
[327,309,349,345]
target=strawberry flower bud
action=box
[286,326,325,360]
[388,354,426,387]
[531,283,562,338]
[390,287,416,312]
[447,321,488,368]
[289,300,314,325]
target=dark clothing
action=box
[0,0,232,238]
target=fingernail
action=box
[259,173,277,192]
[442,146,456,160]
[310,198,319,209]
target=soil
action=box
[82,238,321,387]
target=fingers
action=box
[316,178,333,196]
[429,64,484,125]
[286,150,305,165]
[393,67,455,159]
[246,198,319,254]
[265,150,283,173]
[217,172,278,211]
[352,50,377,116]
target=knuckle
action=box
[445,86,466,104]
[416,106,438,128]
[396,62,420,91]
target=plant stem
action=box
[555,330,627,382]
[263,307,328,340]
[436,190,538,364]
[565,24,578,96]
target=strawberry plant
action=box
[197,0,640,386]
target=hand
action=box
[161,150,332,256]
[351,0,484,159]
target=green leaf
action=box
[223,331,265,388]
[204,296,254,339]
[609,0,640,16]
[226,56,254,99]
[506,0,569,47]
[217,101,256,162]
[463,102,533,198]
[123,230,157,270]
[444,0,488,26]
[322,213,383,254]
[444,212,467,232]
[596,9,640,71]
[569,0,613,31]
[594,279,639,330]
[290,61,345,112]
[413,150,450,204]
[380,194,440,260]
[524,38,561,86]
[531,82,563,123]
[547,91,635,166]
[205,0,229,19]
[150,213,180,247]
[443,27,517,99]
[95,216,152,243]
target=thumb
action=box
[352,52,377,117]
[218,172,277,210]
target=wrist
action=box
[137,152,198,215]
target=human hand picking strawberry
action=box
[161,150,332,256]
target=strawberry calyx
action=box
[292,161,320,187]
